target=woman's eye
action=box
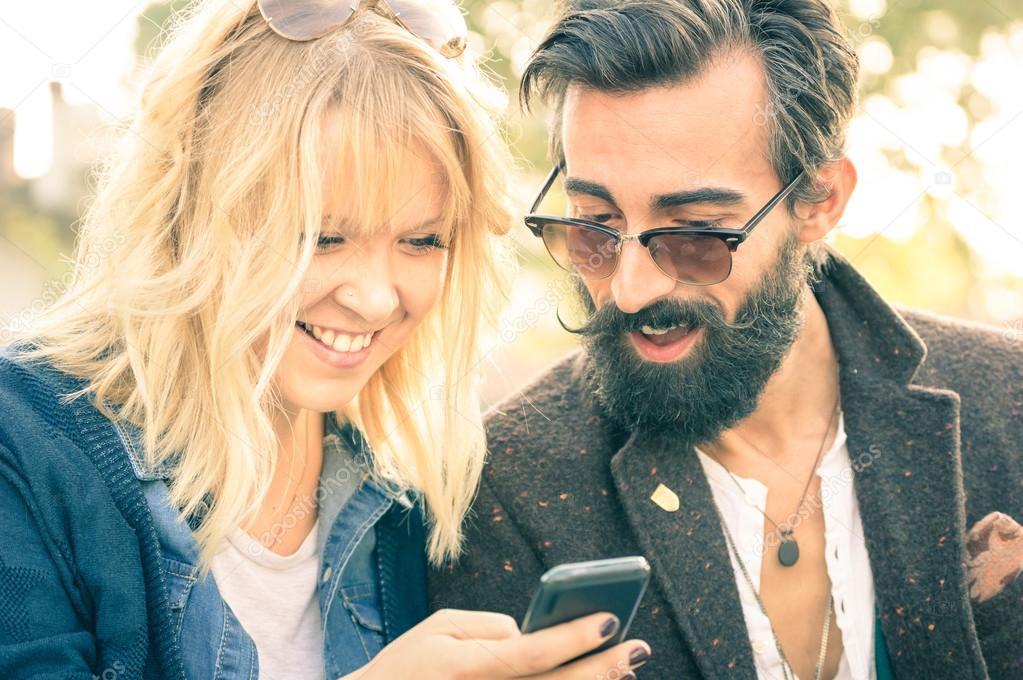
[315,234,346,252]
[400,234,448,255]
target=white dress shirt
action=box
[696,413,877,680]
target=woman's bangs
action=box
[320,102,467,245]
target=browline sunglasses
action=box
[257,0,468,58]
[524,166,805,286]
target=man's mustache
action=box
[563,295,756,338]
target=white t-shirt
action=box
[696,413,877,680]
[210,520,326,680]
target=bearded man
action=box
[429,1,1023,678]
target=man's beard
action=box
[571,232,812,447]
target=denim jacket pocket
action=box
[341,582,385,632]
[340,581,387,661]
[161,556,199,639]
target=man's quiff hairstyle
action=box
[521,0,860,207]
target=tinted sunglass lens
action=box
[258,0,358,41]
[539,222,617,279]
[387,0,468,57]
[648,233,733,285]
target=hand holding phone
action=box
[343,609,650,680]
[521,556,651,653]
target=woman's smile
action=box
[294,320,380,369]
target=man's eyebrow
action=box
[562,178,746,211]
[564,177,617,205]
[651,187,747,211]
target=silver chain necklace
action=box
[718,513,833,680]
[714,400,840,568]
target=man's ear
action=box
[795,157,857,243]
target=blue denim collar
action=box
[324,410,413,507]
[111,415,176,481]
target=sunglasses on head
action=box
[257,0,468,58]
[524,166,805,287]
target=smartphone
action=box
[521,556,651,653]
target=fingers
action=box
[427,608,521,641]
[476,612,623,676]
[417,610,652,680]
[534,639,652,680]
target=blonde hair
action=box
[8,0,513,568]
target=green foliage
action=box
[0,191,73,280]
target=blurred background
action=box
[1,0,1021,406]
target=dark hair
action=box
[521,0,860,207]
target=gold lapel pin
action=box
[650,483,680,512]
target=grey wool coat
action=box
[429,250,1023,679]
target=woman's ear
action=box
[795,157,857,243]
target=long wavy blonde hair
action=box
[8,0,513,567]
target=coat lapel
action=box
[610,431,759,679]
[840,372,986,677]
[818,258,988,678]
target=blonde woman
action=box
[0,1,650,678]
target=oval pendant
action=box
[778,539,800,567]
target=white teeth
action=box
[640,324,681,336]
[331,333,352,352]
[301,322,374,354]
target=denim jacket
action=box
[116,411,428,679]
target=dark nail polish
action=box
[621,674,637,680]
[629,646,650,666]
[599,616,620,638]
